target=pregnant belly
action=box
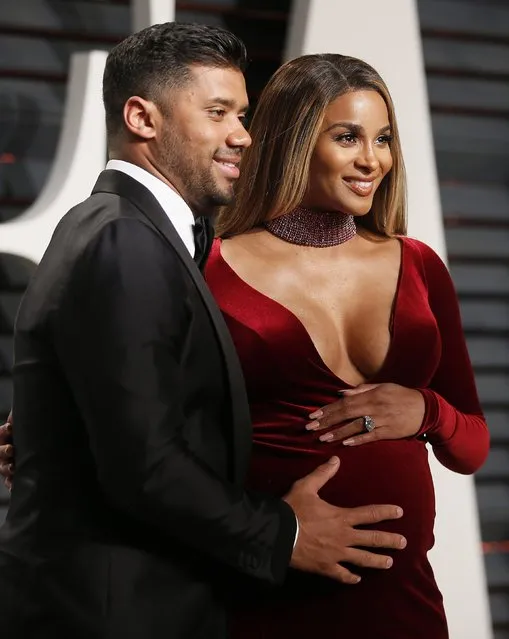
[247,438,436,556]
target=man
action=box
[0,23,405,638]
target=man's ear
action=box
[123,96,157,140]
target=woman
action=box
[205,54,489,638]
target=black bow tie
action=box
[193,216,214,271]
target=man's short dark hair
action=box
[103,22,248,138]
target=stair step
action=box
[491,592,509,627]
[485,410,509,442]
[479,517,509,544]
[0,78,65,120]
[485,552,509,589]
[477,483,509,536]
[0,1,129,36]
[460,299,509,331]
[418,0,509,39]
[423,37,509,76]
[440,182,509,220]
[467,338,509,367]
[446,227,509,258]
[432,113,509,183]
[475,372,509,405]
[452,265,509,296]
[428,76,509,111]
[477,447,509,481]
[0,34,109,76]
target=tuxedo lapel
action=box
[92,170,252,482]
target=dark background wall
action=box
[0,1,508,635]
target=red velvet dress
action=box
[205,236,489,639]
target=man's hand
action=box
[0,412,14,491]
[284,457,406,584]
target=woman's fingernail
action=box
[386,557,393,568]
[305,420,320,431]
[309,409,323,419]
[342,439,354,446]
[319,432,334,442]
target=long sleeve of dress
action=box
[415,241,490,474]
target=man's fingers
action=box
[343,547,394,570]
[0,423,11,444]
[295,456,340,493]
[0,444,14,464]
[352,527,407,550]
[0,462,14,479]
[346,504,404,527]
[323,563,361,585]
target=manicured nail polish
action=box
[342,439,355,446]
[319,433,333,442]
[309,409,323,419]
[305,420,320,431]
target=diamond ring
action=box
[363,415,376,432]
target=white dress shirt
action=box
[106,160,196,258]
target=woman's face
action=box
[302,89,393,216]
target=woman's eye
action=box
[335,133,356,144]
[377,134,393,145]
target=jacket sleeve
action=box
[415,241,490,475]
[53,217,296,584]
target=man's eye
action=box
[210,109,226,118]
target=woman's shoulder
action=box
[400,236,447,268]
[400,236,453,292]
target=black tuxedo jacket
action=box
[0,170,296,638]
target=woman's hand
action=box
[306,383,425,446]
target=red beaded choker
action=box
[263,206,356,248]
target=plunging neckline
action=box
[214,237,406,388]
